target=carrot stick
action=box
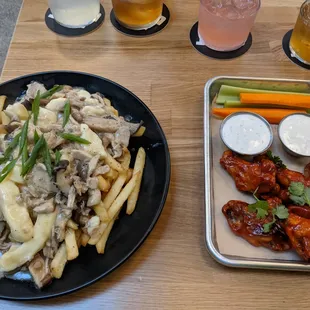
[240,93,310,109]
[212,108,305,124]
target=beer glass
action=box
[112,0,164,30]
[289,0,310,65]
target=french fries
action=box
[0,95,6,112]
[51,243,67,279]
[1,111,10,125]
[104,152,124,172]
[75,229,82,248]
[132,126,146,137]
[0,125,7,134]
[97,175,111,192]
[65,228,79,261]
[108,172,140,220]
[88,222,108,245]
[104,169,118,181]
[96,220,114,254]
[80,233,90,247]
[94,151,131,219]
[127,147,146,215]
[67,219,79,230]
[125,168,133,184]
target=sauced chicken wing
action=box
[277,168,310,188]
[222,200,291,251]
[285,209,310,261]
[220,150,278,195]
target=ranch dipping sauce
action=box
[279,113,310,157]
[220,112,273,155]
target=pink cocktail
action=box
[198,0,260,52]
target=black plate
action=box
[0,71,170,300]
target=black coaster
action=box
[110,4,170,37]
[45,5,105,37]
[282,29,310,70]
[190,22,252,60]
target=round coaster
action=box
[110,4,170,37]
[45,5,105,37]
[189,22,252,60]
[282,29,310,70]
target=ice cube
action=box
[232,0,256,9]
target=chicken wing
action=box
[277,168,310,188]
[222,200,291,251]
[285,209,310,261]
[220,150,278,195]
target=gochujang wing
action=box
[285,209,310,261]
[222,200,291,251]
[220,150,278,195]
[277,168,310,188]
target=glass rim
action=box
[300,0,310,24]
[200,0,261,20]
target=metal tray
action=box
[204,76,310,271]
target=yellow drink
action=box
[290,0,310,65]
[112,0,163,30]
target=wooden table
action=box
[1,0,310,309]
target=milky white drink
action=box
[279,114,310,156]
[48,0,100,28]
[221,113,272,155]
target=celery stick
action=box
[216,85,310,105]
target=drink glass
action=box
[48,0,101,28]
[198,0,261,52]
[289,0,310,65]
[112,0,163,30]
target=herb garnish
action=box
[40,85,63,99]
[32,91,41,125]
[62,100,71,128]
[288,182,310,206]
[60,133,90,145]
[266,150,286,169]
[248,189,289,233]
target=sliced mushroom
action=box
[28,254,52,289]
[67,186,76,210]
[115,126,130,148]
[44,130,65,149]
[56,170,72,195]
[93,165,110,177]
[83,116,120,133]
[86,216,100,236]
[76,161,89,182]
[88,155,100,177]
[25,82,47,101]
[87,189,101,207]
[71,150,92,161]
[54,160,69,172]
[71,108,83,123]
[86,177,99,190]
[33,198,55,214]
[26,164,58,197]
[39,124,62,133]
[5,121,22,134]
